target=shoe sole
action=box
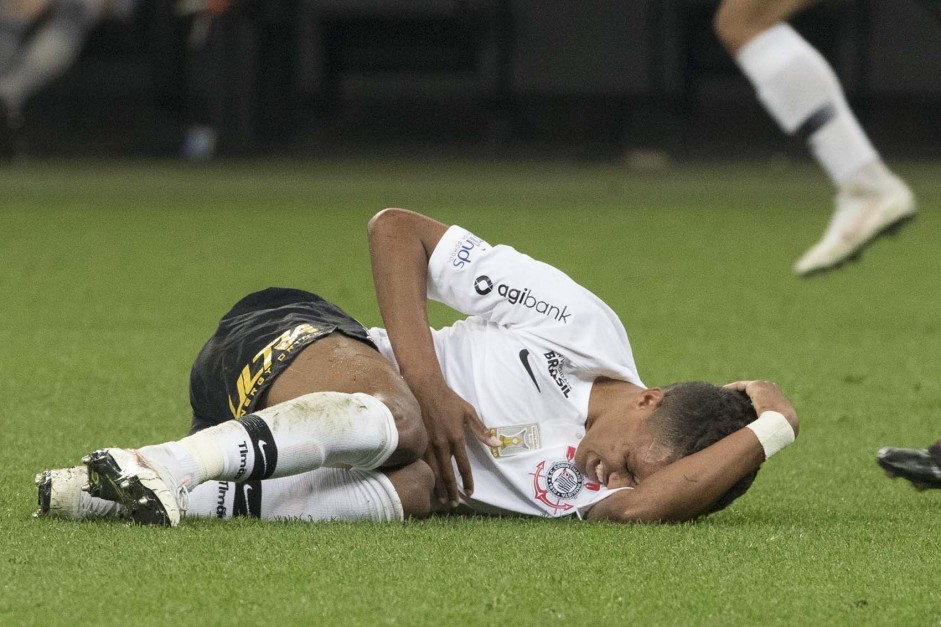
[799,212,916,277]
[83,450,175,527]
[33,471,52,517]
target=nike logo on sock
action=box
[233,480,262,518]
[258,440,268,475]
[519,349,541,392]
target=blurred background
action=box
[1,0,939,163]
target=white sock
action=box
[735,23,881,186]
[186,469,404,522]
[140,392,399,488]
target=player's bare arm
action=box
[586,380,798,523]
[367,208,500,507]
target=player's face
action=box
[575,405,674,489]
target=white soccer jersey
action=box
[367,225,643,518]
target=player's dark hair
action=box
[649,381,759,517]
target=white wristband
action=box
[746,411,795,459]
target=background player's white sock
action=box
[735,23,890,189]
[139,392,399,488]
[186,468,404,522]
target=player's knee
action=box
[378,390,427,465]
[389,460,435,519]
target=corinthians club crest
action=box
[530,446,600,515]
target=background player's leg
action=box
[714,0,915,275]
[0,4,40,153]
[0,0,104,119]
[0,15,29,77]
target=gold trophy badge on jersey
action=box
[489,423,541,458]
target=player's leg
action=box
[83,334,427,526]
[714,0,915,275]
[186,333,427,476]
[257,333,426,469]
[713,0,817,51]
[877,441,941,490]
[383,459,436,519]
[181,370,434,523]
[185,459,435,522]
[38,458,436,522]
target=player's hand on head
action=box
[723,380,799,437]
[413,383,500,508]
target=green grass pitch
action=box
[1,159,940,625]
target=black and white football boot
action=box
[83,448,188,527]
[877,442,941,490]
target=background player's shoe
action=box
[83,448,188,527]
[877,443,941,490]
[793,181,915,276]
[34,466,127,519]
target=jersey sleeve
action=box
[427,225,642,384]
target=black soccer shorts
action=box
[187,288,376,434]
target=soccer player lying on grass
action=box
[35,208,799,526]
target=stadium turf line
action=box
[1,159,940,625]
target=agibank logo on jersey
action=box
[530,446,600,515]
[474,275,572,324]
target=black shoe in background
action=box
[877,442,941,490]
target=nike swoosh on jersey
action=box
[519,349,541,392]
